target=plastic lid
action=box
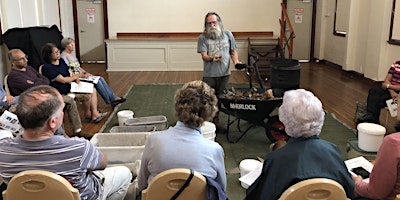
[239,159,262,171]
[357,123,386,135]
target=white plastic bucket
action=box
[357,123,386,152]
[117,110,134,126]
[201,121,216,141]
[239,159,262,189]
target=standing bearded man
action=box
[197,12,242,132]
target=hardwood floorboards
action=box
[73,61,393,137]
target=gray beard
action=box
[205,27,224,40]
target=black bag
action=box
[354,102,367,123]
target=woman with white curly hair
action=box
[138,80,227,197]
[246,89,355,200]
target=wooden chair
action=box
[3,75,10,96]
[141,168,207,200]
[2,170,80,200]
[38,64,43,74]
[278,178,349,200]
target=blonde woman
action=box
[61,37,125,107]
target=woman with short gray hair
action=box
[278,89,325,138]
[246,89,355,200]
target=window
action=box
[333,0,348,37]
[389,0,400,45]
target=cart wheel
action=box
[265,116,289,142]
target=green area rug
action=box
[100,84,357,200]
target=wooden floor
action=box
[73,61,395,137]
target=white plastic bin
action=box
[109,125,156,133]
[90,132,152,163]
[357,123,386,152]
[125,115,168,130]
[90,132,151,147]
[97,146,145,166]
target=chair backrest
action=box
[3,75,10,96]
[278,178,348,200]
[38,65,43,74]
[2,170,81,200]
[141,168,207,200]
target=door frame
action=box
[72,0,109,62]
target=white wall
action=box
[107,0,282,37]
[315,0,400,81]
[59,0,74,38]
[0,0,61,31]
[1,0,400,81]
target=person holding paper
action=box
[0,84,17,109]
[357,60,400,131]
[60,37,125,107]
[7,49,84,137]
[245,89,354,200]
[352,133,400,200]
[138,81,227,198]
[41,43,108,123]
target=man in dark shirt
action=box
[7,49,84,137]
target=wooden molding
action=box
[112,31,275,41]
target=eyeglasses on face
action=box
[207,21,218,26]
[52,50,60,55]
[15,55,28,62]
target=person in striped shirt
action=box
[0,85,132,200]
[357,60,400,131]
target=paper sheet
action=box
[71,82,94,93]
[344,156,373,183]
[80,75,100,84]
[238,162,263,187]
[0,110,23,134]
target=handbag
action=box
[354,102,367,123]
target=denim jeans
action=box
[0,96,18,107]
[95,77,118,104]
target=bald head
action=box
[16,85,64,130]
[8,49,28,69]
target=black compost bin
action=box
[270,59,300,91]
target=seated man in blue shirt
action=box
[0,84,17,111]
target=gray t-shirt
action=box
[197,30,237,77]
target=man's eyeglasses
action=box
[14,55,28,62]
[207,21,218,26]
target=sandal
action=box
[84,117,92,123]
[93,112,109,123]
[84,110,103,122]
